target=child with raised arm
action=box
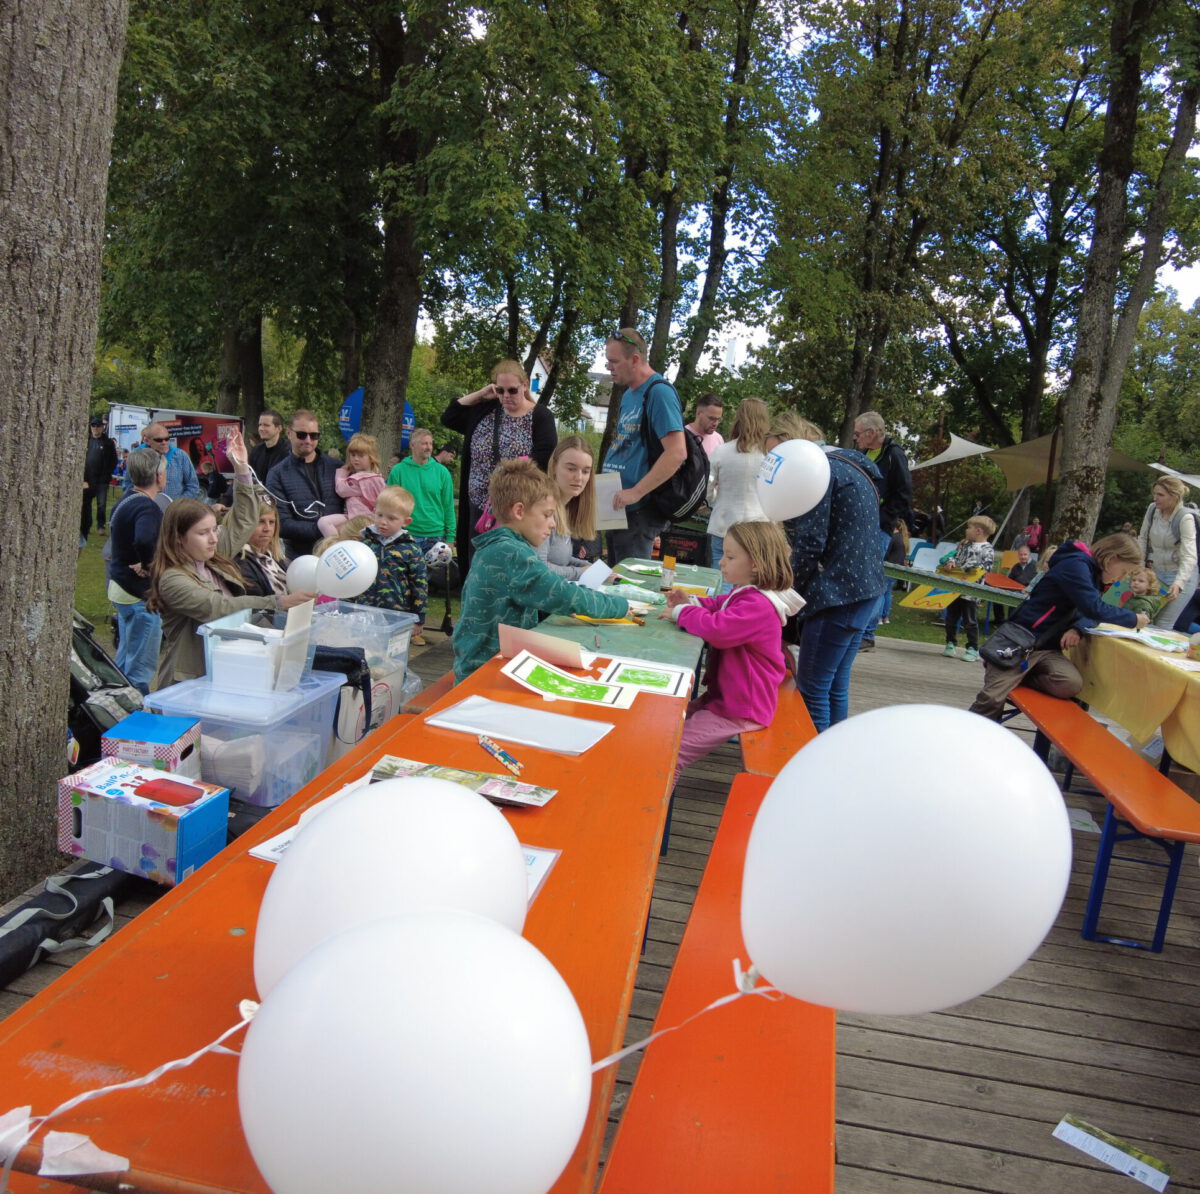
[453,459,630,681]
[664,521,804,778]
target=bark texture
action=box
[0,0,129,902]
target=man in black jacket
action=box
[264,409,344,558]
[249,409,290,481]
[852,411,912,650]
[81,415,118,547]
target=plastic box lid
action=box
[146,670,345,728]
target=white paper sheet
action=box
[594,473,628,531]
[501,650,637,708]
[577,559,613,590]
[426,694,615,754]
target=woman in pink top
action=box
[663,521,804,782]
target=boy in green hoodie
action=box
[453,459,630,681]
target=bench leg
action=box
[1082,805,1185,953]
[660,791,674,857]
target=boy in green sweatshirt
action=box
[453,459,629,681]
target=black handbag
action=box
[979,621,1038,668]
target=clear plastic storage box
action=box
[197,609,315,694]
[145,670,344,807]
[307,601,418,676]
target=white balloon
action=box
[254,778,528,996]
[285,553,320,593]
[254,777,530,993]
[315,539,378,598]
[756,439,831,521]
[740,705,1071,1015]
[239,911,592,1194]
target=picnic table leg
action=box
[1081,805,1118,943]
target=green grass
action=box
[874,592,952,646]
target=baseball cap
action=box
[89,415,106,426]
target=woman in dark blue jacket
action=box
[969,534,1148,719]
[768,414,886,732]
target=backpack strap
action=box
[637,378,678,463]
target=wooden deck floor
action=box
[6,632,1200,1192]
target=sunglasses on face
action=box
[148,436,170,443]
[494,386,521,396]
[293,430,320,440]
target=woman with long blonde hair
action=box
[537,436,601,579]
[705,396,771,568]
[1137,475,1197,628]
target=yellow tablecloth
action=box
[1071,635,1200,771]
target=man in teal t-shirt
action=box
[387,428,456,553]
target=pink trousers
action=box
[673,705,763,784]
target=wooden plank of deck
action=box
[6,634,1200,1192]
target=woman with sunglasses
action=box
[441,359,557,572]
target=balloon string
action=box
[590,960,782,1074]
[0,1002,258,1193]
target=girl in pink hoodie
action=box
[665,521,804,782]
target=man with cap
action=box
[81,415,118,547]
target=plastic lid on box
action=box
[102,710,199,744]
[146,670,345,727]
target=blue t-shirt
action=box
[604,374,684,511]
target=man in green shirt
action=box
[387,427,457,554]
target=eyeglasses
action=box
[293,430,320,440]
[148,436,170,443]
[493,386,521,396]
[610,329,643,350]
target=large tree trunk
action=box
[361,9,443,459]
[216,314,263,421]
[1051,0,1178,540]
[0,0,129,904]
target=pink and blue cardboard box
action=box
[101,711,201,778]
[57,759,229,886]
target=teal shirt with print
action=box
[453,526,629,681]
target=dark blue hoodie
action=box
[1012,540,1137,644]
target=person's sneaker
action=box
[78,536,87,549]
[411,634,427,647]
[858,638,875,651]
[880,616,890,624]
[943,642,957,657]
[963,647,980,663]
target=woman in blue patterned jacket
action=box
[766,414,886,733]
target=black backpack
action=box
[637,379,710,523]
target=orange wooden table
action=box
[0,657,684,1194]
[598,772,836,1194]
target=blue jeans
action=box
[861,529,892,641]
[708,534,724,571]
[796,595,879,732]
[607,505,669,565]
[114,600,162,695]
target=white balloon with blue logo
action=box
[315,540,378,599]
[755,439,831,521]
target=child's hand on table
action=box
[663,588,691,609]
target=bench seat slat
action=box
[741,679,819,778]
[600,772,835,1194]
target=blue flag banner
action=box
[338,387,364,436]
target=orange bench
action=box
[400,668,456,714]
[1009,685,1200,951]
[598,771,836,1194]
[740,678,818,776]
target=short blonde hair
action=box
[768,412,823,444]
[489,459,555,522]
[967,515,996,538]
[1128,565,1161,591]
[725,521,793,591]
[375,485,414,518]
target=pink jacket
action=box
[675,586,800,725]
[335,468,386,519]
